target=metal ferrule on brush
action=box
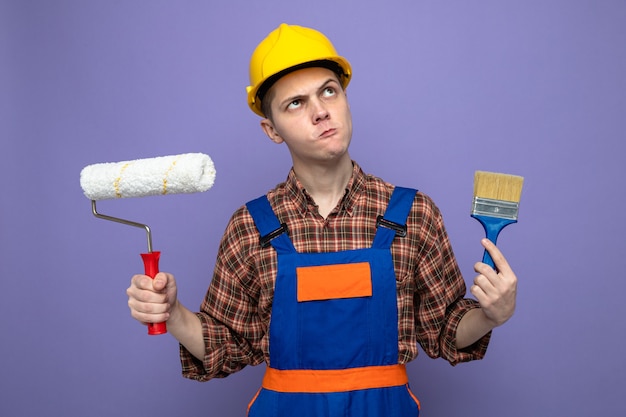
[471,197,519,220]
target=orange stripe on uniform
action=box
[296,262,372,302]
[247,388,261,414]
[262,364,408,393]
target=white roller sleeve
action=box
[80,153,216,200]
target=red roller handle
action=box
[140,251,167,335]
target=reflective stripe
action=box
[262,364,408,393]
[247,388,262,415]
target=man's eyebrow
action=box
[319,78,340,90]
[279,78,340,108]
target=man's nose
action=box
[311,99,330,123]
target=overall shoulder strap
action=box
[372,186,418,249]
[245,195,296,254]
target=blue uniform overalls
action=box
[246,187,420,417]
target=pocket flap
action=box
[296,262,372,302]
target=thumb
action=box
[152,272,169,292]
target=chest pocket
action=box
[296,262,372,302]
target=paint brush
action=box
[471,171,524,268]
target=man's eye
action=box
[287,99,301,110]
[323,87,336,97]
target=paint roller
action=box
[80,153,216,335]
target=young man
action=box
[127,23,517,416]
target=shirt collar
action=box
[285,161,366,218]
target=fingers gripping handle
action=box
[472,215,517,269]
[140,251,167,335]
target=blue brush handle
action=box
[471,215,517,269]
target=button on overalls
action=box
[246,187,420,417]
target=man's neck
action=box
[293,156,353,218]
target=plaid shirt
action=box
[181,162,490,381]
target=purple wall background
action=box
[2,1,625,416]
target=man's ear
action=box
[260,118,284,144]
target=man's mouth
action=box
[319,128,336,138]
